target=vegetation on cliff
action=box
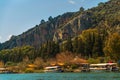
[0,0,120,65]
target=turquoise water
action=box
[0,72,120,80]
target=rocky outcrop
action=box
[0,0,120,50]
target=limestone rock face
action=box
[0,0,120,50]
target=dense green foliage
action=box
[0,28,119,63]
[0,0,120,63]
[104,33,120,61]
[0,46,35,63]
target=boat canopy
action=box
[90,63,117,66]
[45,66,61,69]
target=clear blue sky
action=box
[0,0,108,43]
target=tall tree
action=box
[64,37,73,52]
[92,34,103,58]
[79,7,84,12]
[104,33,120,61]
[40,19,45,24]
[48,16,53,21]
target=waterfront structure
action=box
[90,63,119,72]
[44,66,63,72]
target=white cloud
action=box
[7,35,12,40]
[68,0,76,4]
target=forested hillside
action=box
[0,0,120,63]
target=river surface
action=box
[0,72,120,80]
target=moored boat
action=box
[90,63,119,72]
[44,66,63,72]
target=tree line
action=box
[0,27,120,64]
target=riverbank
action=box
[1,62,119,74]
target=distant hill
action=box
[0,0,120,50]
